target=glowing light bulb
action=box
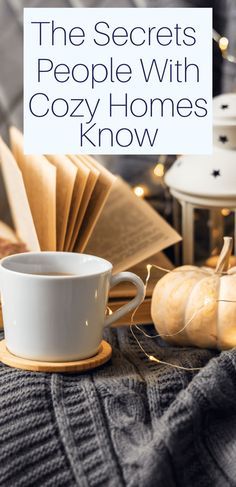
[149,355,159,363]
[133,186,145,198]
[221,208,231,217]
[106,306,113,316]
[219,37,229,51]
[153,163,164,178]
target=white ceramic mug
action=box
[0,252,145,362]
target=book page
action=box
[67,155,99,251]
[10,127,56,251]
[0,137,40,251]
[109,251,174,299]
[86,178,181,273]
[46,155,77,251]
[63,156,90,251]
[73,155,116,252]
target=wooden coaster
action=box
[0,340,112,373]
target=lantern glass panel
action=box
[187,207,235,265]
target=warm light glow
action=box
[219,36,229,51]
[106,306,113,316]
[212,228,220,239]
[213,29,236,64]
[149,355,159,363]
[133,186,145,198]
[221,208,231,217]
[153,163,164,178]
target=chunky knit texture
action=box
[0,326,236,487]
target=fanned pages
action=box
[67,155,99,251]
[73,155,116,252]
[64,156,90,251]
[0,137,40,251]
[46,155,77,250]
[10,127,56,251]
[1,128,181,279]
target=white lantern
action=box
[165,94,236,264]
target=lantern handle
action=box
[215,237,233,274]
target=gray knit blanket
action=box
[0,326,236,487]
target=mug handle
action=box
[105,272,145,327]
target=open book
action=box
[0,127,181,324]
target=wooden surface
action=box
[0,340,112,372]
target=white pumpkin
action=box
[151,237,236,350]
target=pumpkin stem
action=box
[215,237,233,274]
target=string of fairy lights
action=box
[133,29,236,199]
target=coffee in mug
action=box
[0,252,145,362]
